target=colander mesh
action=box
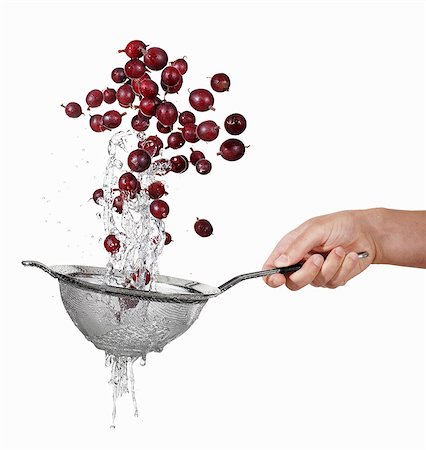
[23,262,218,359]
[59,279,207,358]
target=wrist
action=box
[359,208,426,267]
[357,208,388,264]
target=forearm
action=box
[363,208,426,268]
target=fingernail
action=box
[349,252,359,261]
[274,255,289,267]
[335,247,345,257]
[312,254,323,267]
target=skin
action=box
[262,208,426,290]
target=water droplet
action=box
[91,235,95,239]
[86,160,90,164]
[139,358,146,366]
[110,425,115,430]
[96,212,101,219]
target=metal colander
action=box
[23,261,221,360]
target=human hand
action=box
[262,210,377,290]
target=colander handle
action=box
[218,263,303,293]
[21,260,61,279]
[217,251,369,293]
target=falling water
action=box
[98,130,170,426]
[101,130,168,290]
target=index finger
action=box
[262,226,306,271]
[265,220,327,269]
[262,227,306,287]
[274,224,327,267]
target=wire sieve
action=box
[22,253,368,359]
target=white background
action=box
[0,1,425,449]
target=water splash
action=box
[100,130,169,426]
[102,130,167,291]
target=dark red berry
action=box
[128,149,151,172]
[145,270,151,285]
[139,97,158,117]
[131,114,150,132]
[161,66,181,87]
[156,101,178,126]
[181,123,199,143]
[150,199,169,219]
[89,114,105,132]
[211,73,230,92]
[102,110,124,129]
[164,232,172,245]
[139,79,159,98]
[189,89,215,112]
[113,195,124,213]
[156,102,178,126]
[194,219,213,237]
[170,155,189,173]
[119,40,146,58]
[103,88,116,104]
[162,75,183,94]
[119,172,138,192]
[130,74,151,95]
[195,159,212,175]
[157,121,173,134]
[148,181,166,199]
[104,234,121,253]
[197,120,219,141]
[92,188,104,204]
[218,138,246,161]
[190,148,205,165]
[224,113,246,135]
[62,102,83,118]
[166,132,185,149]
[144,47,168,71]
[124,58,146,79]
[139,135,163,157]
[179,110,196,126]
[86,89,103,109]
[171,58,188,75]
[111,67,127,83]
[117,84,135,107]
